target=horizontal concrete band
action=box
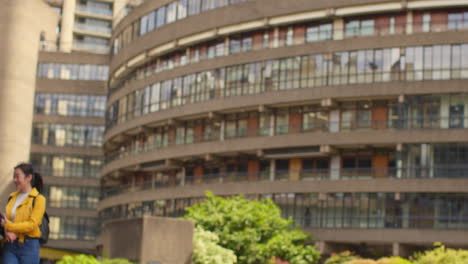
[104,79,468,142]
[34,115,105,126]
[308,228,468,246]
[98,178,468,210]
[31,144,103,156]
[36,79,107,96]
[42,176,99,187]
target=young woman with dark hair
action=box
[1,163,46,264]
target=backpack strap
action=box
[32,195,49,221]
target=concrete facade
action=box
[101,216,194,264]
[0,0,58,206]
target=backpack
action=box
[8,195,49,245]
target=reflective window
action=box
[31,154,102,178]
[37,63,108,80]
[49,216,97,241]
[45,186,99,209]
[34,94,106,117]
[32,123,104,148]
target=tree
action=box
[184,192,320,264]
[193,226,237,264]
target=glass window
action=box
[177,0,188,19]
[188,0,201,15]
[156,6,166,28]
[166,2,177,24]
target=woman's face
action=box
[13,168,32,192]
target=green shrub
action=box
[345,259,377,264]
[413,243,468,264]
[193,226,237,264]
[57,255,133,264]
[376,256,413,264]
[324,251,358,264]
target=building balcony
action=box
[74,23,112,38]
[73,41,110,54]
[76,5,112,19]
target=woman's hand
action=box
[5,231,16,243]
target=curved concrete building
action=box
[0,0,57,204]
[100,0,468,258]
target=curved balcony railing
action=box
[104,117,468,165]
[100,167,468,199]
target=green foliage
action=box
[193,226,237,264]
[184,191,320,264]
[345,259,377,264]
[412,243,468,264]
[376,256,413,264]
[56,255,133,264]
[324,251,359,264]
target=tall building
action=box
[99,0,468,260]
[31,0,115,255]
[0,0,121,257]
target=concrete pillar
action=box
[0,0,58,206]
[406,11,413,34]
[269,114,275,136]
[440,95,450,129]
[396,143,403,178]
[113,0,126,21]
[330,155,340,179]
[61,0,76,52]
[220,120,225,141]
[225,37,230,56]
[269,159,275,181]
[180,167,186,186]
[329,110,340,132]
[333,18,344,40]
[392,242,401,256]
[273,27,279,48]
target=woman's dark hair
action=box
[14,163,43,193]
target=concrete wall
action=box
[102,216,194,264]
[0,0,58,205]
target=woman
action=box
[1,163,46,264]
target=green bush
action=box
[57,255,133,264]
[345,259,377,264]
[184,191,320,264]
[376,256,413,264]
[193,226,237,264]
[324,251,359,264]
[412,243,468,264]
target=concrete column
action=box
[180,167,186,186]
[225,37,230,56]
[392,242,401,256]
[330,155,340,179]
[406,11,413,34]
[329,110,340,132]
[269,114,275,136]
[273,27,279,48]
[396,144,403,178]
[113,0,126,21]
[0,1,58,206]
[440,95,450,129]
[61,0,76,52]
[333,18,344,40]
[269,159,275,181]
[220,120,225,141]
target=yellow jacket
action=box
[4,188,46,243]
